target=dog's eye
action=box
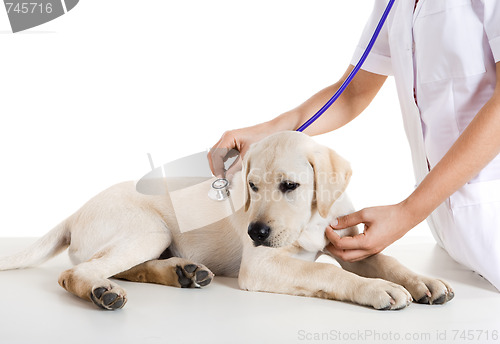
[279,181,300,193]
[249,181,259,192]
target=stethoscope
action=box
[208,178,231,201]
[210,0,395,201]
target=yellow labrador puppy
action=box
[0,131,453,310]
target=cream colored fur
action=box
[0,131,453,310]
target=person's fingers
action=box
[325,226,342,245]
[223,149,241,176]
[225,158,242,182]
[326,227,369,250]
[211,152,228,178]
[208,133,235,177]
[330,209,369,230]
[326,243,374,262]
[224,148,240,160]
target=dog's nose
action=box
[248,222,271,245]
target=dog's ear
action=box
[308,147,352,218]
[242,154,251,212]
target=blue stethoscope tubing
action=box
[296,0,396,133]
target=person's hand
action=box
[208,122,282,179]
[325,203,418,262]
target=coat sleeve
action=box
[350,0,393,76]
[482,0,500,63]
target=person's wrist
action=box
[398,196,429,229]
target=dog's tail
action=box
[0,221,70,270]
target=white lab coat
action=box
[352,0,500,291]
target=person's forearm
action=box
[402,62,500,226]
[267,66,387,136]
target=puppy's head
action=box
[243,131,351,248]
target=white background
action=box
[0,0,431,238]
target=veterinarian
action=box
[209,0,500,292]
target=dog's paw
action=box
[360,279,413,310]
[176,263,214,288]
[404,276,454,305]
[90,285,127,310]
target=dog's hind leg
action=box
[58,231,171,310]
[114,257,214,288]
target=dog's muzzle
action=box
[248,222,271,246]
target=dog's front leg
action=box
[238,246,412,310]
[336,254,454,305]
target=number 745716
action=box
[5,2,53,14]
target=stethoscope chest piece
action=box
[208,178,230,201]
